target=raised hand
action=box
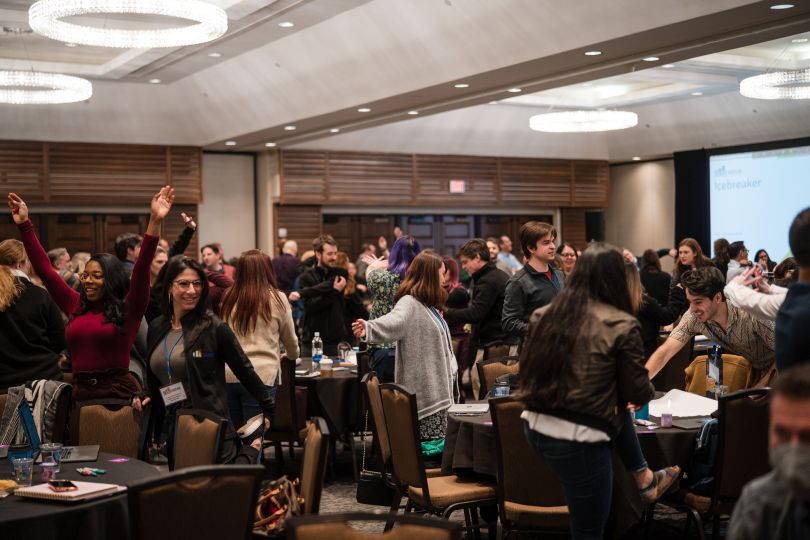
[352,319,366,339]
[7,192,29,224]
[181,212,196,230]
[150,186,175,222]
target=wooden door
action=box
[401,215,437,252]
[100,214,148,253]
[439,215,475,258]
[46,214,97,255]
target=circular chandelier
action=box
[28,0,228,49]
[0,70,92,104]
[529,110,638,133]
[739,69,810,100]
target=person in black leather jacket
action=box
[143,256,274,466]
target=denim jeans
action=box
[614,410,648,474]
[523,422,613,540]
[369,347,396,383]
[226,382,278,429]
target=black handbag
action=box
[355,412,397,506]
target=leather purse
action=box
[355,412,396,506]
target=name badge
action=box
[159,382,187,406]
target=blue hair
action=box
[388,235,421,278]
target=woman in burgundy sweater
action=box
[7,187,174,408]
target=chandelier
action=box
[0,70,92,104]
[529,110,638,133]
[28,0,228,49]
[739,69,810,100]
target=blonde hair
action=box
[0,265,23,311]
[624,262,644,316]
[71,252,91,274]
[0,239,26,268]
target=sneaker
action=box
[639,465,681,504]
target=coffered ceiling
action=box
[1,0,809,162]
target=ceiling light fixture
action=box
[28,0,228,48]
[632,156,641,161]
[691,91,703,96]
[454,83,469,88]
[488,101,499,105]
[265,142,276,147]
[584,50,602,56]
[224,141,237,146]
[208,52,222,57]
[0,70,92,104]
[792,38,808,43]
[357,107,371,112]
[278,21,294,28]
[148,78,161,84]
[770,4,794,9]
[330,128,340,133]
[662,64,675,68]
[507,88,522,93]
[529,110,638,133]
[643,56,659,62]
[64,42,77,47]
[284,125,296,131]
[407,110,419,115]
[740,68,810,99]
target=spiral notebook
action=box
[14,481,125,502]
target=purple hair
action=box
[388,235,421,278]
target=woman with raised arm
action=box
[7,187,174,407]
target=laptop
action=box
[672,417,710,430]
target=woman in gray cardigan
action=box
[353,252,457,440]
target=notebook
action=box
[14,481,124,502]
[448,403,489,415]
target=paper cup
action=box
[320,358,334,377]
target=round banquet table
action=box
[0,452,161,540]
[295,358,360,436]
[442,407,706,539]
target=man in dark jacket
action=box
[445,239,510,396]
[296,234,350,356]
[502,221,564,348]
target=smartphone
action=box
[48,480,78,492]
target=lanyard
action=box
[429,307,454,355]
[163,331,184,384]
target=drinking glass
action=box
[41,442,63,473]
[13,458,34,487]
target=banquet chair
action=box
[77,398,149,459]
[263,356,309,476]
[658,388,770,540]
[651,336,694,392]
[127,464,263,540]
[299,416,330,515]
[379,383,497,539]
[490,397,570,538]
[684,354,753,396]
[476,356,519,400]
[0,392,6,418]
[171,408,227,470]
[288,512,461,540]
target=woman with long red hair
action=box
[442,256,471,401]
[219,249,299,428]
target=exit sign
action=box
[449,179,466,194]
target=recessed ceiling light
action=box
[278,21,295,28]
[148,78,161,84]
[357,107,371,112]
[792,38,809,43]
[632,156,641,161]
[330,128,340,133]
[224,141,237,146]
[264,142,277,147]
[770,4,795,10]
[488,101,499,105]
[454,83,470,88]
[407,110,419,115]
[584,50,602,56]
[643,56,659,62]
[208,52,222,58]
[662,64,675,68]
[64,42,77,47]
[507,88,522,93]
[284,125,296,131]
[691,91,703,96]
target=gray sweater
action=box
[364,295,457,420]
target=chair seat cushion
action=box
[683,491,711,513]
[425,467,443,478]
[504,500,569,529]
[408,475,496,509]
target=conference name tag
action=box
[159,382,187,406]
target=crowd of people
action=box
[1,187,809,538]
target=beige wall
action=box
[198,153,256,263]
[605,160,675,256]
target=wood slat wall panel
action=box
[0,141,202,205]
[561,208,588,248]
[280,150,608,208]
[0,141,46,202]
[572,161,610,207]
[276,205,322,255]
[415,155,497,205]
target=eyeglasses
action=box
[173,280,204,290]
[561,253,576,258]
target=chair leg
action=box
[274,442,284,477]
[288,441,295,461]
[470,507,482,540]
[348,433,359,484]
[383,494,403,532]
[687,508,707,540]
[711,514,720,540]
[463,508,474,539]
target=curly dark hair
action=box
[75,253,130,333]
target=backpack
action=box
[686,418,719,495]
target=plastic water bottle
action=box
[312,332,323,368]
